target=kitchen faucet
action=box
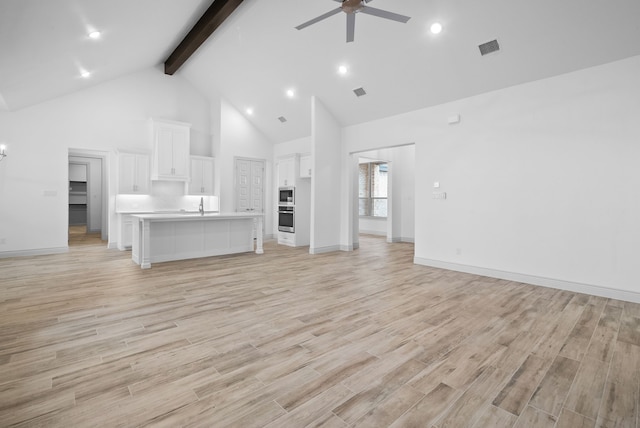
[199,197,204,215]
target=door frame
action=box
[68,149,109,241]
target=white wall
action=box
[218,99,274,235]
[343,55,640,302]
[273,136,311,158]
[310,97,342,253]
[0,66,212,255]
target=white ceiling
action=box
[2,0,640,144]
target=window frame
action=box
[358,161,388,219]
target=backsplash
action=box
[115,181,219,213]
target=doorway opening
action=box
[348,144,415,250]
[68,149,108,246]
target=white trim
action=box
[414,257,640,304]
[310,245,342,254]
[401,237,415,243]
[107,242,119,250]
[0,247,69,259]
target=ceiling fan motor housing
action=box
[342,0,364,14]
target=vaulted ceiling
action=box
[2,0,640,144]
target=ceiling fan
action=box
[295,0,411,43]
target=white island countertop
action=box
[131,212,264,268]
[130,212,263,221]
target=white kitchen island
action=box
[131,212,264,269]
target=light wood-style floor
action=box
[1,235,639,427]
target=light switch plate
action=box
[433,181,440,188]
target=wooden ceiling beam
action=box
[164,0,244,75]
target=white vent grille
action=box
[353,87,367,97]
[479,39,500,56]
[278,116,287,123]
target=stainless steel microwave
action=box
[278,187,294,206]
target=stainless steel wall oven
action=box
[278,206,294,232]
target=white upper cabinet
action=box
[188,156,215,195]
[299,154,312,178]
[277,156,296,187]
[118,152,150,194]
[151,119,190,181]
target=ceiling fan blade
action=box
[295,7,342,30]
[359,6,410,23]
[346,13,355,42]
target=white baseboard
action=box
[414,257,640,304]
[0,247,69,259]
[107,242,119,250]
[310,245,342,255]
[401,237,415,243]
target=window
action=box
[359,161,388,217]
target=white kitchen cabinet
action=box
[277,156,297,187]
[151,119,190,181]
[299,154,312,178]
[118,152,150,194]
[117,214,134,250]
[188,156,215,195]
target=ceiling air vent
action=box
[478,39,500,56]
[353,87,367,97]
[278,116,287,123]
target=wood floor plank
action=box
[512,405,557,428]
[492,354,550,416]
[556,408,596,428]
[387,383,461,428]
[0,235,638,426]
[585,304,623,362]
[528,355,580,417]
[564,357,609,420]
[596,381,638,428]
[471,404,518,428]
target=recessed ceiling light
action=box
[338,65,348,75]
[88,31,101,39]
[430,22,443,35]
[246,108,254,116]
[80,70,91,78]
[286,89,295,98]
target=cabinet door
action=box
[299,155,312,178]
[278,158,294,187]
[171,129,190,179]
[119,153,149,194]
[201,158,214,194]
[155,128,174,177]
[189,158,203,194]
[134,155,150,194]
[119,153,137,193]
[188,157,214,195]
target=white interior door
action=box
[235,158,265,213]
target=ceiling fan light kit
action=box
[295,0,411,43]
